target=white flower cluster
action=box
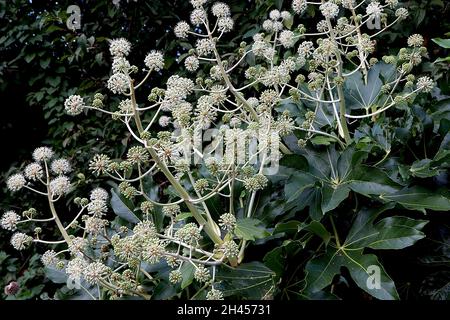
[10,232,32,250]
[320,1,339,19]
[366,1,383,19]
[64,95,85,116]
[0,211,21,231]
[144,50,164,71]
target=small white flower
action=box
[11,232,32,250]
[320,1,339,19]
[24,163,43,181]
[1,211,21,231]
[107,73,130,94]
[90,187,109,201]
[7,174,26,192]
[49,176,71,196]
[64,95,85,116]
[33,147,54,162]
[174,21,190,38]
[144,50,164,71]
[51,159,72,175]
[212,2,230,17]
[109,38,131,57]
[184,55,199,72]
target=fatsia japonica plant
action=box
[2,0,448,300]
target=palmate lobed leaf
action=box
[216,262,275,299]
[235,218,270,241]
[380,186,450,212]
[304,205,428,300]
[305,248,399,300]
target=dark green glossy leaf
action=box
[235,218,270,241]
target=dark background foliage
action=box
[0,0,448,300]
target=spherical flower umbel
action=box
[51,159,72,175]
[109,38,131,57]
[41,250,59,267]
[395,7,409,20]
[89,154,112,175]
[175,222,202,243]
[196,38,215,56]
[320,2,339,19]
[190,8,207,26]
[190,0,207,8]
[342,0,356,9]
[64,95,85,116]
[385,0,399,8]
[7,174,26,192]
[221,240,239,259]
[416,76,434,93]
[206,287,224,300]
[185,55,200,72]
[212,2,230,18]
[279,30,295,48]
[1,210,21,231]
[87,199,108,217]
[83,262,110,284]
[90,187,109,201]
[407,34,424,47]
[144,50,164,72]
[107,73,130,94]
[194,265,211,282]
[10,232,32,250]
[158,115,171,127]
[218,213,236,232]
[292,0,307,14]
[24,163,43,181]
[174,21,190,38]
[366,1,383,19]
[218,16,234,33]
[169,270,183,284]
[68,237,88,256]
[66,256,88,281]
[112,57,131,74]
[49,176,71,196]
[269,9,281,21]
[33,147,54,162]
